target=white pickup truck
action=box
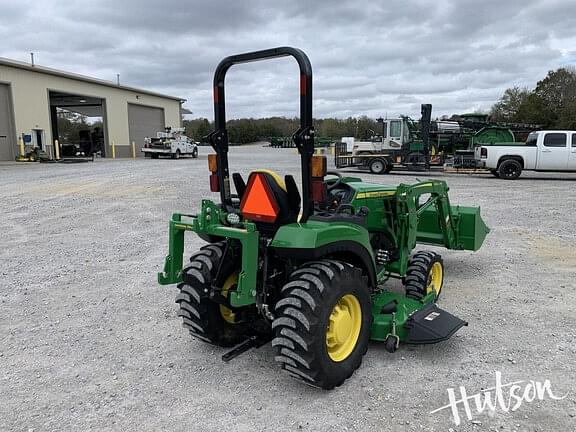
[142,127,198,159]
[475,130,576,179]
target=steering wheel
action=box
[325,171,343,191]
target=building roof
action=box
[0,56,185,102]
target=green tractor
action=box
[158,47,490,389]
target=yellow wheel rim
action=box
[325,294,362,362]
[427,262,443,296]
[220,272,238,324]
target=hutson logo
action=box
[430,371,568,425]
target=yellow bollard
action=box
[54,139,60,160]
[111,141,116,159]
[131,141,136,159]
[18,136,25,157]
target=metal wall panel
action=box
[0,84,16,160]
[128,104,165,157]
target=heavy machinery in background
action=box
[335,106,539,173]
[157,47,490,389]
[142,127,199,159]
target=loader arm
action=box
[383,180,489,275]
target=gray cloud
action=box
[1,0,575,119]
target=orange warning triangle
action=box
[241,173,279,222]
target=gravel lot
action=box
[1,145,575,431]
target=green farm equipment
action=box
[158,47,490,389]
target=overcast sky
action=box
[1,0,575,120]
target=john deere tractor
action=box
[158,47,490,389]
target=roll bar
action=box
[208,47,315,222]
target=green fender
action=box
[271,220,377,287]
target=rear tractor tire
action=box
[405,251,444,301]
[272,260,372,389]
[176,242,249,347]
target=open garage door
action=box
[49,91,107,160]
[0,84,16,161]
[128,104,165,157]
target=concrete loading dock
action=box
[0,57,184,160]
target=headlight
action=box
[226,213,241,225]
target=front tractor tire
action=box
[404,251,444,301]
[272,260,372,390]
[176,242,248,347]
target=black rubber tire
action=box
[172,150,181,160]
[176,242,248,347]
[151,153,159,159]
[384,159,394,173]
[272,260,372,390]
[497,159,522,180]
[490,169,499,178]
[384,336,398,353]
[405,251,444,301]
[369,158,387,174]
[192,148,198,158]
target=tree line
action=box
[490,66,576,129]
[184,116,380,144]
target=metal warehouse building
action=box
[0,57,184,161]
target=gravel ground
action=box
[1,145,575,431]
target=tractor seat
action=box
[239,169,301,227]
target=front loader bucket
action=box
[417,205,490,251]
[453,206,490,251]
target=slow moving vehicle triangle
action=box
[241,173,279,222]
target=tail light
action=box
[208,154,218,172]
[209,174,219,192]
[312,179,327,203]
[480,148,487,158]
[311,155,327,177]
[208,154,219,192]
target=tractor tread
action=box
[279,328,309,350]
[275,297,302,310]
[291,267,322,279]
[176,241,249,347]
[183,268,206,285]
[283,307,311,330]
[271,317,297,330]
[272,259,371,390]
[290,288,317,310]
[275,355,298,369]
[283,364,316,383]
[201,244,224,259]
[272,336,295,350]
[280,348,311,369]
[299,273,325,293]
[404,251,444,301]
[281,280,311,294]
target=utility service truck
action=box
[142,127,199,159]
[476,130,576,179]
